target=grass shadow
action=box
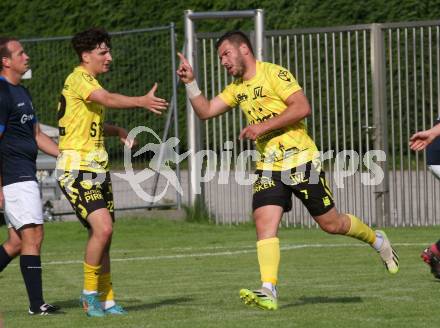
[281,295,363,308]
[52,296,192,311]
[123,297,193,311]
[50,299,78,309]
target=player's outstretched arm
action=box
[410,124,440,151]
[177,52,230,120]
[35,123,59,157]
[88,83,168,114]
[103,123,137,149]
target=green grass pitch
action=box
[0,217,439,328]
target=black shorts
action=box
[57,170,115,228]
[252,160,335,217]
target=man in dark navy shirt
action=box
[0,36,60,315]
[410,119,440,279]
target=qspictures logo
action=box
[114,126,387,203]
[59,126,387,203]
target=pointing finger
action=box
[177,52,189,65]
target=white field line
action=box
[9,242,427,266]
[42,244,258,256]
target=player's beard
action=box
[231,56,246,78]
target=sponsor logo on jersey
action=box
[278,70,291,82]
[80,180,94,190]
[252,86,266,99]
[253,176,275,193]
[82,73,94,82]
[20,113,34,124]
[289,171,308,185]
[236,93,248,103]
[249,112,277,125]
[84,189,103,202]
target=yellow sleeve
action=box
[218,82,238,108]
[70,71,103,101]
[269,64,302,101]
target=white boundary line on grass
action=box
[12,242,425,266]
[41,244,258,256]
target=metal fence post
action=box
[254,9,265,60]
[185,9,264,210]
[185,10,203,207]
[149,23,182,209]
[371,23,391,226]
[170,23,182,209]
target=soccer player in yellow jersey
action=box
[177,31,399,310]
[56,28,167,317]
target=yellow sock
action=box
[98,272,115,302]
[257,237,280,285]
[345,214,376,245]
[83,262,101,292]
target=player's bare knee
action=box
[4,239,21,255]
[319,216,348,234]
[21,239,42,253]
[27,236,43,251]
[103,225,113,238]
[315,209,346,234]
[34,240,43,251]
[12,240,22,253]
[318,220,342,234]
[93,225,113,242]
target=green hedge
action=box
[2,0,440,39]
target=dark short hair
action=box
[0,36,18,70]
[71,28,111,62]
[215,31,254,55]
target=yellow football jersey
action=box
[219,61,318,171]
[57,66,108,173]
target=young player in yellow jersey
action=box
[177,31,399,310]
[56,28,167,317]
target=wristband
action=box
[185,80,202,99]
